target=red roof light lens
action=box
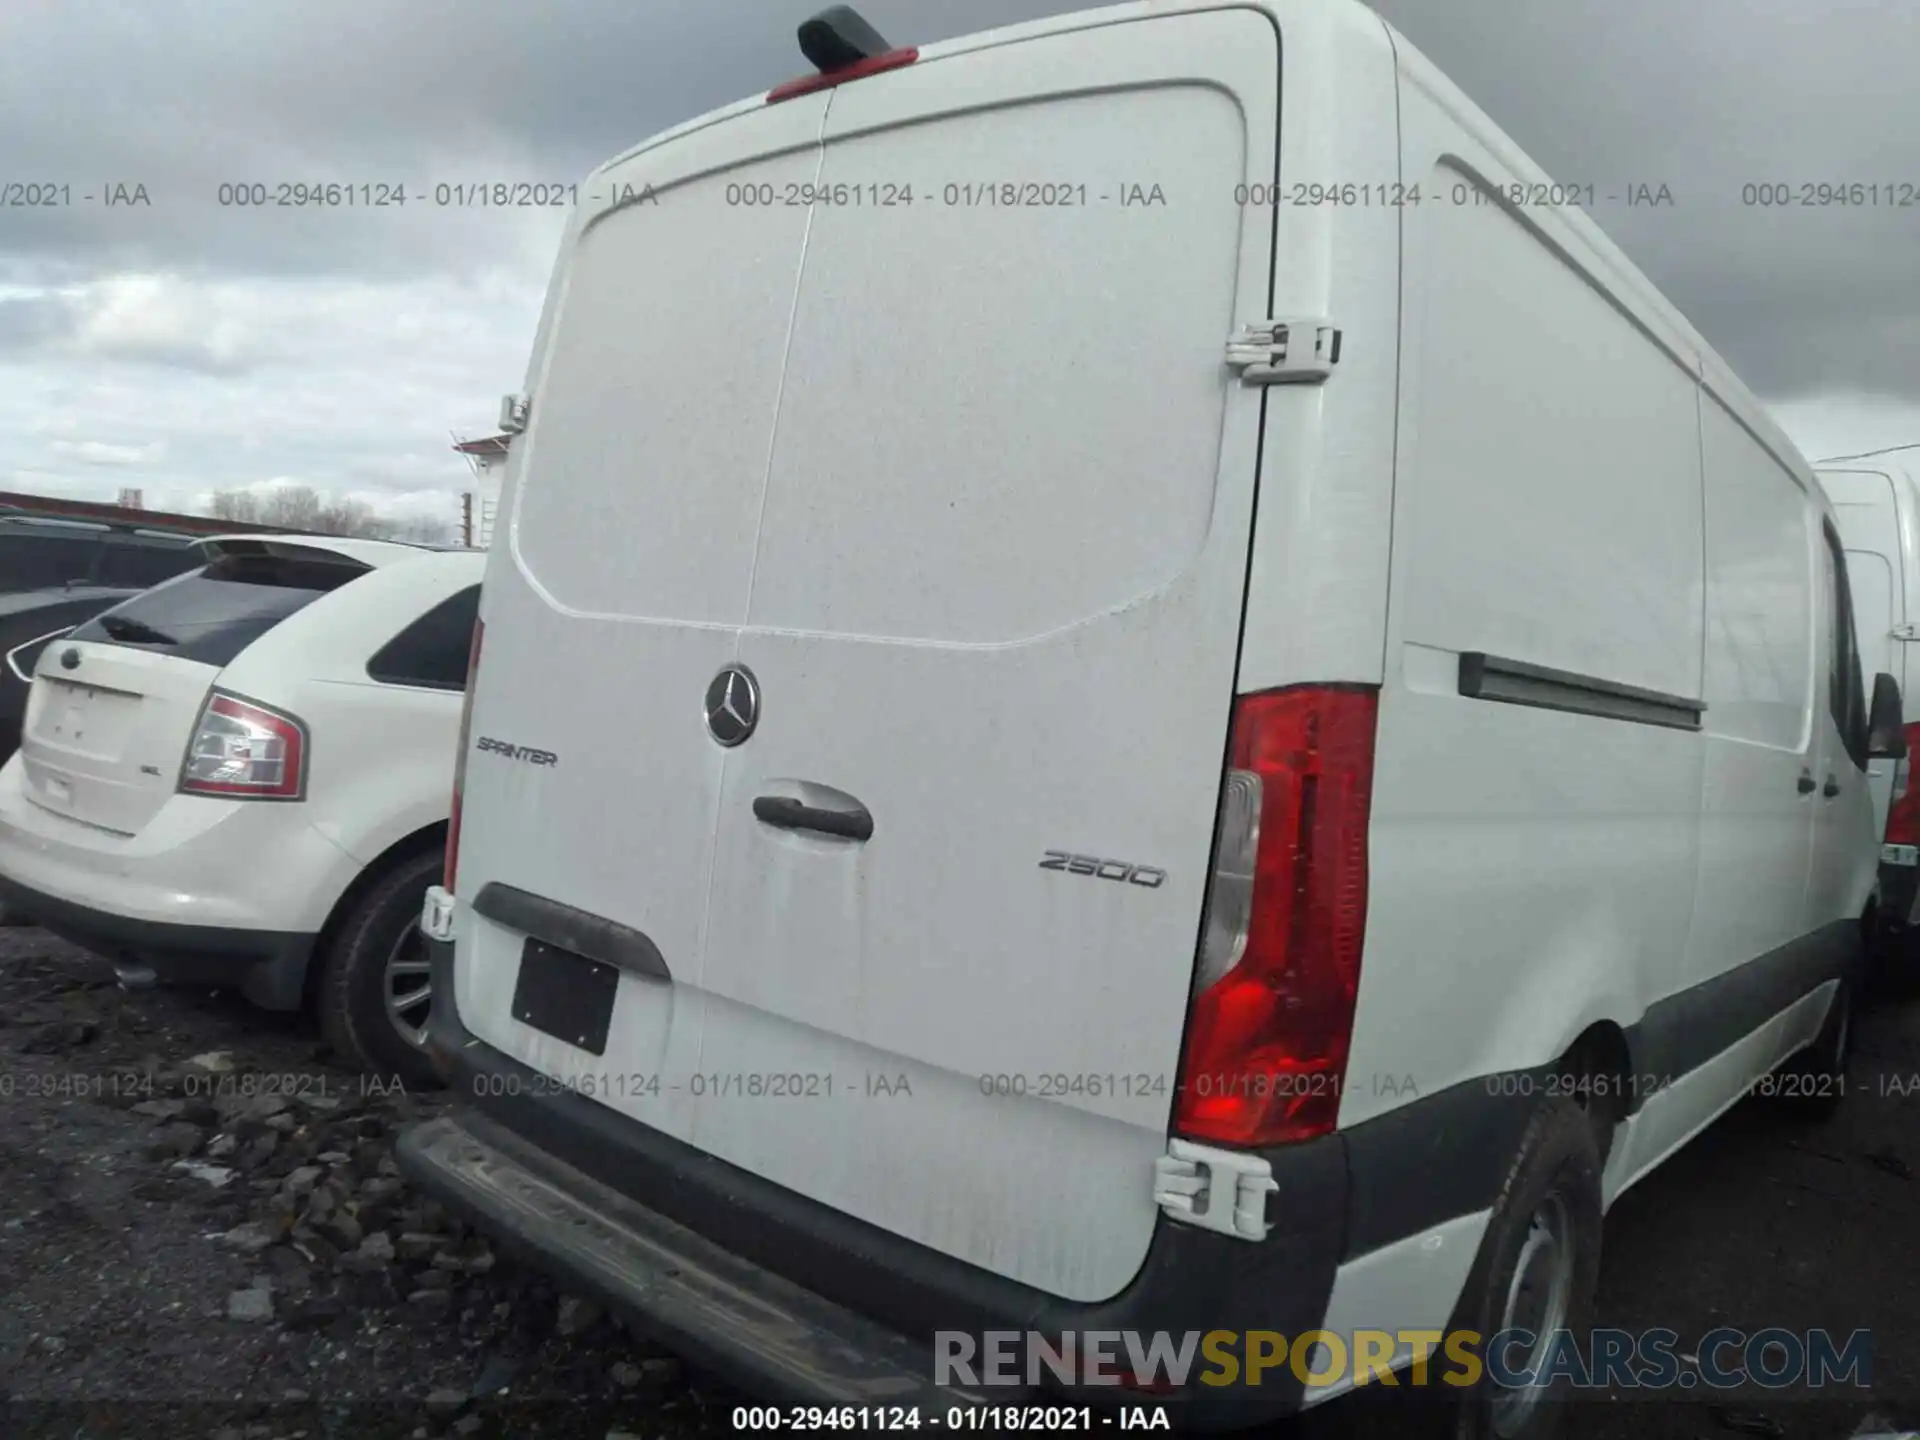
[766,46,919,104]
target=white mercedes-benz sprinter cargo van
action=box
[1817,456,1920,954]
[400,3,1903,1433]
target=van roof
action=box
[1816,446,1920,477]
[1815,463,1920,510]
[536,0,1813,504]
[1371,8,1813,493]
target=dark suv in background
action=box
[0,512,208,767]
[0,587,145,759]
[0,511,204,594]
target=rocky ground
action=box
[4,922,1920,1440]
[0,929,734,1440]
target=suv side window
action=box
[0,530,103,592]
[366,585,481,691]
[1821,521,1869,769]
[99,539,202,589]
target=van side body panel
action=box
[1231,0,1403,694]
[1347,50,1709,1136]
[1316,20,1866,1376]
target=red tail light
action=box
[1884,721,1920,845]
[765,46,919,103]
[179,691,309,800]
[1175,685,1379,1148]
[445,619,485,891]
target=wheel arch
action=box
[1554,1018,1636,1171]
[301,820,448,1009]
[1559,1019,1635,1109]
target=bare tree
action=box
[385,513,459,547]
[205,485,457,545]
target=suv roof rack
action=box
[0,493,313,538]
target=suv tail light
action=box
[179,691,308,800]
[1175,685,1379,1148]
[445,619,485,891]
[1883,721,1920,845]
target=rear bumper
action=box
[401,1109,1005,1413]
[0,870,315,1009]
[401,938,1350,1430]
[0,756,355,1006]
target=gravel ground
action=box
[0,929,733,1440]
[3,925,1919,1440]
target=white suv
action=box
[0,533,482,1084]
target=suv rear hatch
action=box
[20,540,371,835]
[457,6,1280,1302]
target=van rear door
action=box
[452,92,834,1163]
[474,8,1279,1303]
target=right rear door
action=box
[473,7,1280,1304]
[702,12,1280,1303]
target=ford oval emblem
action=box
[59,647,80,670]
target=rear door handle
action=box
[1798,770,1817,794]
[1824,775,1841,798]
[753,795,874,842]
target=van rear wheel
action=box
[1440,1097,1603,1440]
[316,848,445,1091]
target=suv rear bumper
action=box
[0,870,315,1009]
[400,937,1350,1430]
[0,759,356,1007]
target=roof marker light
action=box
[767,6,917,104]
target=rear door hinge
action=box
[1226,317,1341,385]
[499,393,532,435]
[1153,1138,1277,1241]
[1891,622,1920,641]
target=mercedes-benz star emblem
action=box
[59,647,80,670]
[704,664,760,748]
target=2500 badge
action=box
[1039,851,1166,887]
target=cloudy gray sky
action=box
[2,0,1916,528]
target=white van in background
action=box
[398,2,1903,1434]
[1817,455,1920,954]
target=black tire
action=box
[1771,979,1852,1119]
[1438,1098,1604,1440]
[316,847,445,1090]
[1867,924,1920,1000]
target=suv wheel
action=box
[317,847,445,1089]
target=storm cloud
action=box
[0,0,1915,517]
